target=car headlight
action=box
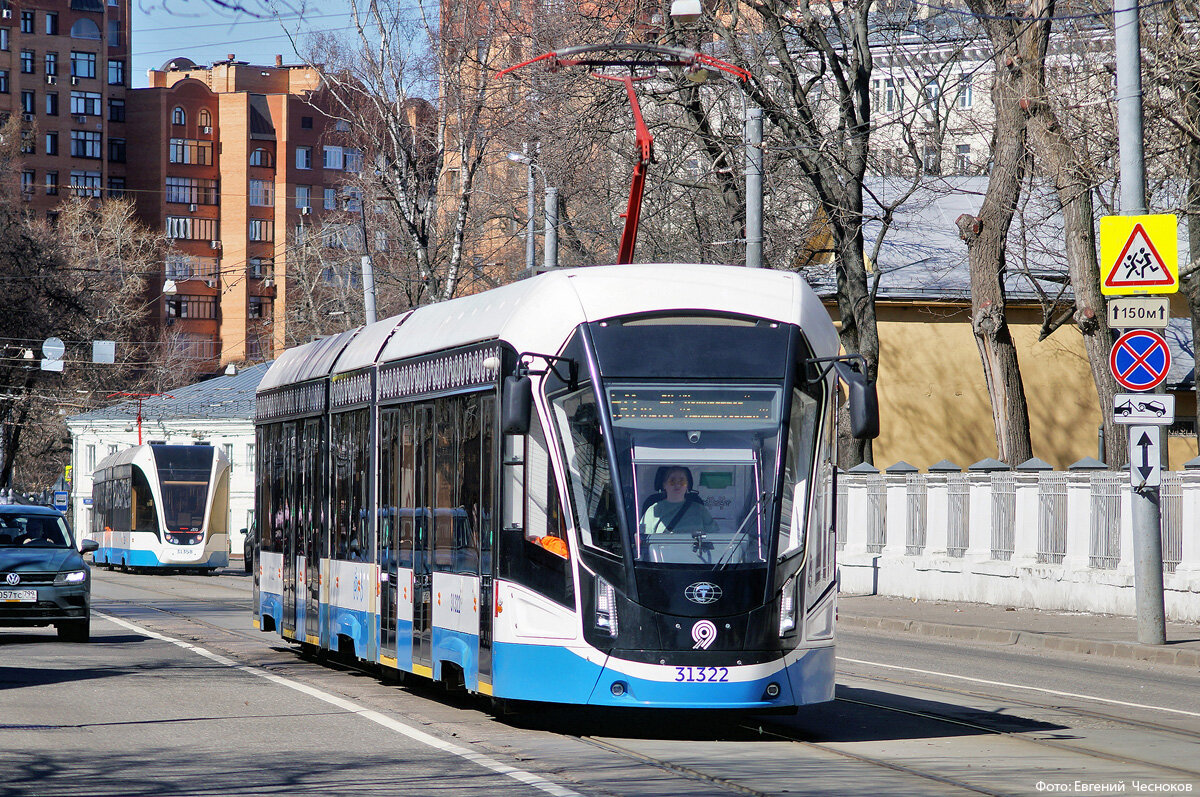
[56,570,88,584]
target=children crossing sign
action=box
[1100,214,1179,295]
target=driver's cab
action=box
[633,452,764,566]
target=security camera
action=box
[687,431,701,444]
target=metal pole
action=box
[525,142,536,275]
[746,108,763,269]
[356,200,377,325]
[1115,0,1165,645]
[544,186,559,269]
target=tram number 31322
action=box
[675,666,730,683]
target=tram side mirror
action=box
[502,375,533,435]
[831,360,880,440]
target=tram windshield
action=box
[152,446,213,532]
[553,384,784,570]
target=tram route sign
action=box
[1100,214,1179,295]
[1109,329,1172,392]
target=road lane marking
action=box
[839,656,1200,718]
[96,612,582,797]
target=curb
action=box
[839,614,1200,669]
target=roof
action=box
[69,362,271,424]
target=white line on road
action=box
[96,612,583,797]
[839,656,1200,718]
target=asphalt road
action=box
[1,568,1197,797]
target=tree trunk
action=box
[955,21,1034,466]
[1026,113,1127,466]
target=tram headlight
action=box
[595,576,619,636]
[779,575,797,635]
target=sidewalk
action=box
[838,593,1200,669]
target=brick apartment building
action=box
[126,55,354,367]
[0,0,131,210]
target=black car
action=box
[0,505,98,641]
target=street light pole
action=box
[345,191,377,325]
[508,150,558,272]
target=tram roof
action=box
[360,263,832,373]
[257,264,834,393]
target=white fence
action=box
[837,464,1200,623]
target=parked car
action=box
[242,527,255,574]
[0,505,97,641]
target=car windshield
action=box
[0,514,72,547]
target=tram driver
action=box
[640,466,718,536]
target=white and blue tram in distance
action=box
[90,443,231,571]
[252,263,877,711]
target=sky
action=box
[130,0,356,87]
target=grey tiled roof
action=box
[69,362,272,424]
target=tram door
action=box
[378,409,400,659]
[301,418,323,642]
[281,423,298,638]
[411,405,434,671]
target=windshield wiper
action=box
[715,491,771,570]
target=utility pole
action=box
[524,142,537,275]
[746,108,763,269]
[1114,0,1166,645]
[545,186,559,269]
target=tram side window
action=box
[257,423,280,554]
[132,467,156,533]
[397,405,415,569]
[332,409,370,561]
[500,418,573,608]
[779,389,820,558]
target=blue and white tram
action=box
[252,264,877,710]
[90,444,231,571]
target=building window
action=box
[86,445,96,472]
[343,148,362,172]
[198,108,211,128]
[108,137,125,163]
[21,10,34,34]
[246,444,255,474]
[322,145,343,170]
[171,106,185,125]
[108,97,124,122]
[45,12,58,36]
[343,188,362,212]
[249,257,274,280]
[69,18,100,39]
[923,146,940,175]
[248,179,274,206]
[21,170,34,195]
[45,52,57,76]
[248,297,266,318]
[924,79,939,103]
[46,171,58,196]
[19,131,34,154]
[107,20,119,47]
[107,177,125,198]
[165,216,218,240]
[955,144,972,174]
[296,185,311,209]
[70,51,97,79]
[301,115,313,129]
[21,90,35,114]
[45,131,58,156]
[46,92,58,115]
[324,187,337,210]
[249,147,272,167]
[0,28,8,51]
[70,130,102,159]
[165,254,219,281]
[957,75,973,109]
[107,60,124,86]
[20,50,34,74]
[0,71,8,94]
[248,218,274,242]
[168,138,213,165]
[165,295,217,320]
[165,176,218,205]
[69,170,102,198]
[295,146,312,170]
[70,91,101,116]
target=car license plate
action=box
[0,589,36,602]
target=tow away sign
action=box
[1100,214,1178,295]
[1113,393,1174,425]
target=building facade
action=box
[0,0,131,212]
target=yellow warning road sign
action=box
[1100,214,1178,295]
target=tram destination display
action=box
[608,386,779,426]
